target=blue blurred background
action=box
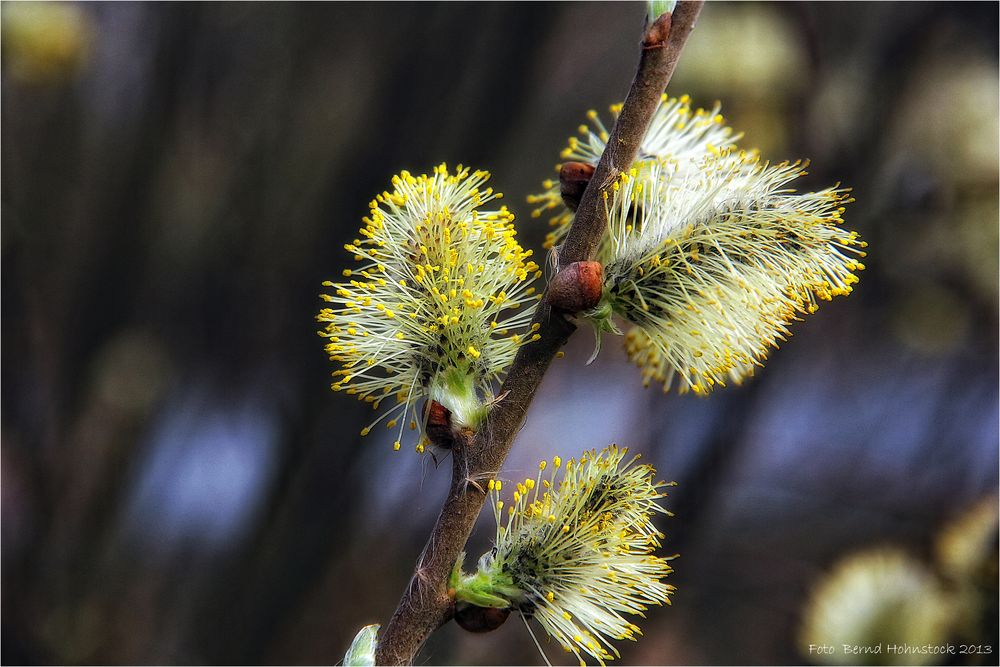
[2,1,997,664]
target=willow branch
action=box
[374,4,704,664]
[558,1,703,268]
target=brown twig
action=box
[558,3,703,268]
[373,3,704,664]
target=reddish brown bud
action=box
[643,11,672,50]
[547,260,604,313]
[423,400,453,449]
[453,602,511,633]
[559,161,596,212]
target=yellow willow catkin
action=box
[317,164,541,452]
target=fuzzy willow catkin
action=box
[530,95,866,394]
[318,165,541,452]
[450,446,676,666]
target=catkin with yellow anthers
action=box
[317,165,540,451]
[587,147,863,394]
[453,446,675,665]
[529,95,743,249]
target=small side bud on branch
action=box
[453,602,511,633]
[547,261,603,313]
[559,161,596,212]
[344,624,380,667]
[648,0,678,25]
[643,11,673,49]
[424,400,455,449]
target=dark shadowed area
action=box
[2,2,997,665]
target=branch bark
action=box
[558,2,704,268]
[374,3,704,664]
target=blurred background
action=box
[2,1,997,665]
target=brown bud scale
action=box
[559,161,596,212]
[453,603,511,633]
[547,260,604,313]
[423,400,453,449]
[643,12,673,49]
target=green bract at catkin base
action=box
[317,165,541,453]
[450,445,677,666]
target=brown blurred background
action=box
[2,2,997,665]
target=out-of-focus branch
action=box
[374,3,704,664]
